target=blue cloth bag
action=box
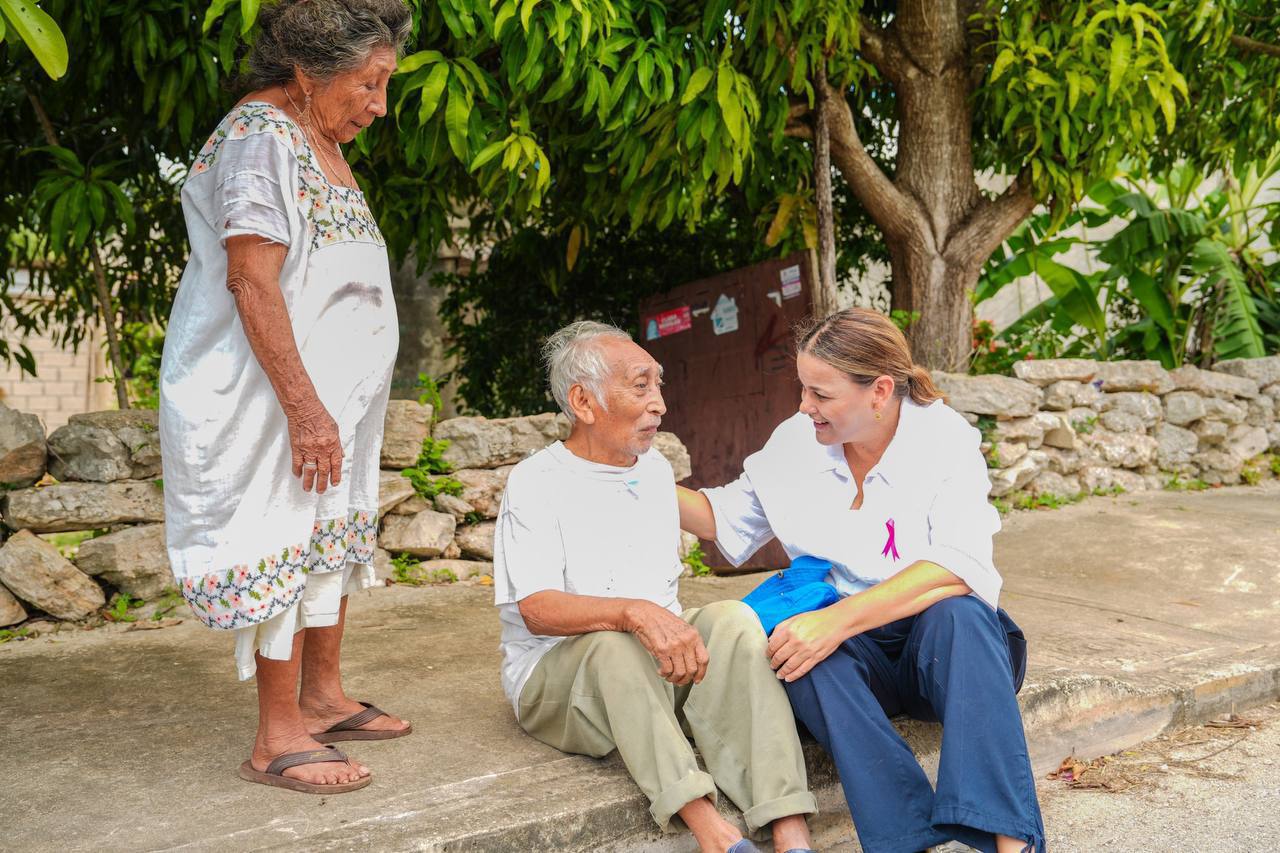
[742,555,842,635]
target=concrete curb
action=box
[290,650,1280,852]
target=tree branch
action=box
[813,62,838,316]
[24,84,131,409]
[820,76,921,244]
[858,15,908,81]
[785,99,813,138]
[944,171,1037,269]
[1231,34,1280,59]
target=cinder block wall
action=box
[0,316,114,433]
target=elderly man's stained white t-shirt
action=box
[701,399,1004,609]
[493,441,683,716]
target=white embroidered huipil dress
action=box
[159,102,396,679]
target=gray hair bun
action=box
[244,0,412,89]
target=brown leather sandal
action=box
[237,745,371,794]
[312,701,413,744]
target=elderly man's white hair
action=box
[542,320,634,423]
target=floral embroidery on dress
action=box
[181,506,380,629]
[181,544,308,629]
[308,507,380,572]
[189,102,384,250]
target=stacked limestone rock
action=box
[375,403,693,582]
[932,356,1280,501]
[0,410,166,627]
[0,400,694,628]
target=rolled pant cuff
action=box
[649,770,718,832]
[932,803,1044,852]
[742,791,819,833]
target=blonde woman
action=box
[679,309,1044,853]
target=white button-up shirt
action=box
[701,399,1003,608]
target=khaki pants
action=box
[518,599,818,832]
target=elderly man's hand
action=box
[625,601,709,686]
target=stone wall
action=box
[0,354,1275,629]
[0,403,692,628]
[932,356,1280,501]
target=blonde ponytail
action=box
[796,309,943,405]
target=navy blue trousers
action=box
[784,595,1044,853]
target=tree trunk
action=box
[812,62,839,317]
[27,86,131,408]
[814,2,1037,370]
[888,245,981,369]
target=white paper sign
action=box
[711,293,739,335]
[780,264,802,299]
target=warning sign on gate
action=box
[645,305,693,340]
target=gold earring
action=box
[874,408,882,420]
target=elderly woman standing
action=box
[159,0,413,793]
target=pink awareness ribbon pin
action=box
[881,518,900,561]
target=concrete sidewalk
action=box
[1,484,1277,852]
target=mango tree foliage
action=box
[7,0,1278,384]
[1,1,238,386]
[0,0,68,77]
[335,0,1276,369]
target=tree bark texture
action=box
[812,62,839,318]
[819,2,1037,369]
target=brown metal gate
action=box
[639,252,815,572]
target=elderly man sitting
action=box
[493,321,817,853]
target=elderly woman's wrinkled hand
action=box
[286,400,344,493]
[767,606,847,683]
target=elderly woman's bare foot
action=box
[251,729,371,785]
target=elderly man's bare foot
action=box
[300,694,410,737]
[251,730,370,785]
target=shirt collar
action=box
[813,398,932,487]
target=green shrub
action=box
[681,542,712,577]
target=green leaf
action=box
[680,67,713,105]
[520,0,539,31]
[493,0,516,38]
[87,184,106,227]
[201,0,236,32]
[48,189,69,253]
[990,48,1015,83]
[469,138,507,172]
[158,70,179,126]
[1036,257,1108,343]
[239,0,260,34]
[1192,239,1265,359]
[444,76,471,162]
[399,50,444,74]
[1108,34,1131,101]
[1126,270,1176,338]
[455,57,490,97]
[716,70,744,144]
[418,63,450,124]
[1066,70,1082,111]
[42,145,83,175]
[1147,79,1176,133]
[0,0,69,78]
[103,182,135,233]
